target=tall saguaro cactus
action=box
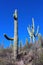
[13,9,18,60]
[4,9,18,60]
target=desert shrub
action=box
[32,48,43,65]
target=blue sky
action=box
[0,0,43,48]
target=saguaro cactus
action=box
[4,9,18,60]
[20,41,22,52]
[13,9,18,60]
[27,18,39,43]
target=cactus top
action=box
[13,9,18,20]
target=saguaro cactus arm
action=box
[27,26,32,36]
[35,26,39,36]
[32,18,34,33]
[4,34,14,40]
